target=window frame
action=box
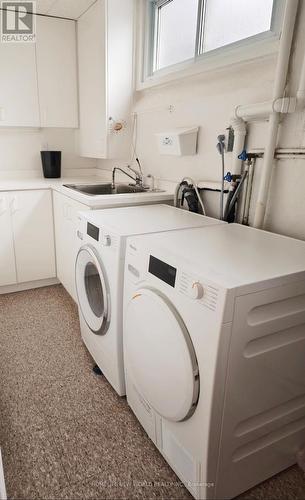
[137,0,284,90]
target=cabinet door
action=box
[107,0,134,159]
[0,193,17,287]
[36,16,78,128]
[53,191,89,301]
[77,0,107,158]
[0,38,40,127]
[11,190,56,283]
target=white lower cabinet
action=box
[53,191,89,301]
[0,189,56,288]
[0,193,16,286]
[11,190,56,283]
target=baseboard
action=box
[0,277,59,295]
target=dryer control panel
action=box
[84,222,117,250]
[148,256,177,288]
[178,271,219,311]
[87,222,99,241]
[126,242,223,317]
[148,254,219,311]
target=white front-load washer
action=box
[123,223,305,499]
[75,204,225,396]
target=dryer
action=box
[123,223,305,499]
[75,204,225,396]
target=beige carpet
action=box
[0,285,304,500]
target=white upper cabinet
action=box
[77,0,107,157]
[0,42,40,127]
[77,0,134,159]
[36,15,79,128]
[0,14,78,128]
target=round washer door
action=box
[75,245,110,335]
[125,288,199,422]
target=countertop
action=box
[0,169,175,208]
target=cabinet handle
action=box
[10,196,19,214]
[0,197,7,215]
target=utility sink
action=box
[63,183,164,196]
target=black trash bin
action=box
[40,151,61,178]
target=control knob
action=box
[101,234,111,247]
[189,281,204,300]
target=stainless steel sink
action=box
[63,183,164,196]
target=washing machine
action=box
[123,223,305,499]
[75,204,225,396]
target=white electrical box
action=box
[156,127,199,156]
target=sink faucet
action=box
[112,165,143,189]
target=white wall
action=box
[0,128,96,173]
[98,1,305,241]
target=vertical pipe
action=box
[253,0,299,228]
[296,28,305,108]
[242,158,255,225]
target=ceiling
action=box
[35,0,96,19]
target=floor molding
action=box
[0,278,59,295]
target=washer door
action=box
[125,288,199,422]
[75,245,110,335]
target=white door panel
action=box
[0,38,40,127]
[125,287,199,422]
[0,194,17,286]
[53,191,89,300]
[77,0,107,157]
[36,16,78,127]
[11,190,56,283]
[77,0,133,158]
[75,245,110,335]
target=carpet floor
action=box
[0,285,304,500]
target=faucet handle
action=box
[127,165,140,176]
[127,165,143,185]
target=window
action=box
[144,0,281,80]
[154,0,199,70]
[202,0,274,53]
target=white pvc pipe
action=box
[235,96,297,120]
[235,101,273,120]
[253,0,299,229]
[249,148,305,155]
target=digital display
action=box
[87,222,99,241]
[149,256,177,288]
